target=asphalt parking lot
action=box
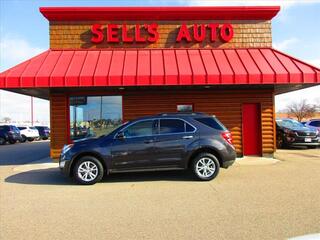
[0,144,319,240]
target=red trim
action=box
[40,6,280,21]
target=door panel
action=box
[110,136,155,169]
[110,119,157,169]
[242,103,261,156]
[153,133,194,167]
[152,118,196,167]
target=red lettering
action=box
[147,23,159,43]
[193,24,206,42]
[122,24,133,43]
[220,24,234,42]
[207,23,219,42]
[135,24,146,43]
[91,24,103,43]
[107,24,119,43]
[176,24,192,42]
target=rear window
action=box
[18,127,26,130]
[195,117,227,131]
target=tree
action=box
[2,117,11,123]
[285,99,316,122]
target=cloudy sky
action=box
[0,0,320,123]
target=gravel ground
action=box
[0,149,319,240]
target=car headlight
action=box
[61,144,73,155]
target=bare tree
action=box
[285,99,316,122]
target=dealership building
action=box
[0,6,319,160]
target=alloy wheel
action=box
[77,161,99,182]
[195,157,216,178]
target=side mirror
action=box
[116,132,125,140]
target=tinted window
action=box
[186,122,195,132]
[124,120,155,137]
[160,119,185,134]
[195,117,227,131]
[18,127,26,130]
[309,121,320,127]
[0,126,8,131]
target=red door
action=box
[242,103,261,156]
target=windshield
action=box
[277,119,305,129]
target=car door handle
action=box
[144,139,154,144]
[182,135,193,139]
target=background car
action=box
[17,126,40,142]
[0,125,23,145]
[34,126,50,140]
[305,119,320,132]
[276,118,320,149]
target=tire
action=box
[42,137,48,140]
[9,139,16,144]
[27,138,34,142]
[192,153,220,181]
[21,135,27,143]
[0,137,6,145]
[276,134,287,149]
[73,156,104,185]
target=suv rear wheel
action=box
[192,153,220,181]
[73,156,104,185]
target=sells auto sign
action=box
[90,23,234,44]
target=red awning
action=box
[1,48,319,88]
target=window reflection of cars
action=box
[276,118,320,149]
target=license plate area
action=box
[305,138,312,142]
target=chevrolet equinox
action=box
[59,112,236,184]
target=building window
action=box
[177,104,193,112]
[69,96,122,140]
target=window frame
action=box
[115,117,197,139]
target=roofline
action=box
[39,6,280,21]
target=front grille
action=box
[295,131,317,137]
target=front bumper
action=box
[59,154,72,176]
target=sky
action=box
[0,0,320,124]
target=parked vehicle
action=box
[34,126,50,140]
[17,126,40,142]
[0,125,23,145]
[276,118,320,149]
[59,112,236,185]
[305,119,320,132]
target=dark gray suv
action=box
[59,112,236,184]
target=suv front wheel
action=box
[192,153,220,181]
[73,156,104,185]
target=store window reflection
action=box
[69,96,122,140]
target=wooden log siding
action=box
[50,94,68,159]
[49,88,275,159]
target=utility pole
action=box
[31,96,34,126]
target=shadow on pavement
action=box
[5,168,74,185]
[5,168,196,185]
[102,170,196,183]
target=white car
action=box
[17,126,40,142]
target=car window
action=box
[186,122,196,132]
[18,127,26,130]
[123,120,155,138]
[195,117,227,131]
[160,119,185,134]
[309,121,320,127]
[30,127,37,130]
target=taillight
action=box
[221,131,233,145]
